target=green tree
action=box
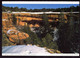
[57,9,79,53]
[68,10,80,53]
[12,14,17,25]
[24,37,32,44]
[42,12,49,28]
[58,11,65,28]
[2,31,14,46]
[42,33,58,49]
[22,24,42,45]
[41,38,47,47]
[38,13,51,38]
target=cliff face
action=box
[2,12,68,43]
[2,13,29,43]
[2,12,62,53]
[2,12,67,27]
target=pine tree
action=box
[42,13,49,26]
[58,11,65,28]
[57,9,79,53]
[38,13,51,38]
[68,10,80,53]
[42,37,47,47]
[42,33,58,49]
[18,18,20,25]
[42,13,50,32]
[12,14,17,25]
[22,24,42,45]
[57,11,72,52]
[45,33,53,43]
[24,37,32,44]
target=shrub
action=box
[2,31,14,46]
